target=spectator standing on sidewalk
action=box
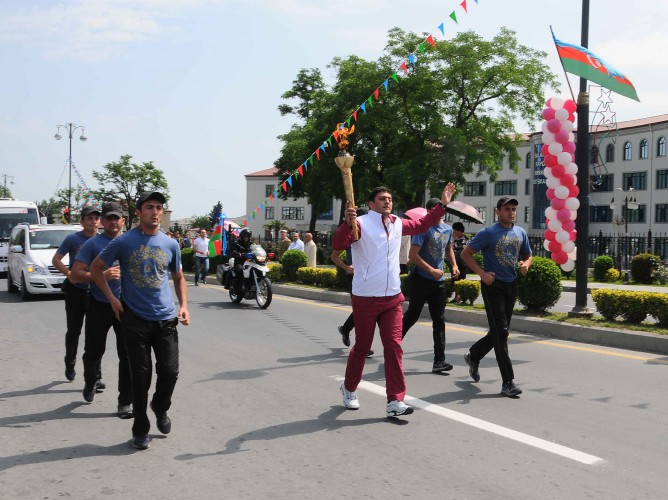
[288,232,304,252]
[193,228,210,286]
[460,196,532,398]
[401,198,459,373]
[278,229,290,261]
[304,232,317,267]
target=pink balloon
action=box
[541,144,550,157]
[552,251,568,265]
[569,229,577,241]
[563,142,576,154]
[546,188,555,200]
[550,198,565,210]
[548,241,562,253]
[542,107,556,120]
[563,99,577,113]
[569,185,580,198]
[551,164,566,178]
[568,113,575,122]
[544,154,558,168]
[563,219,576,232]
[557,208,571,221]
[555,130,570,144]
[544,229,556,241]
[562,174,577,186]
[547,119,562,133]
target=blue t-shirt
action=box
[412,223,452,281]
[98,227,181,321]
[468,223,532,283]
[74,234,121,303]
[57,230,93,290]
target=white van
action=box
[6,224,80,300]
[0,199,42,276]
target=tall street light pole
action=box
[54,123,87,223]
[569,0,594,317]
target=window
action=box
[464,181,486,197]
[605,143,615,163]
[281,207,304,220]
[657,169,668,189]
[478,162,486,172]
[623,171,647,190]
[476,207,486,222]
[525,152,531,169]
[265,184,275,198]
[623,141,632,161]
[494,180,517,196]
[525,179,530,195]
[591,173,614,192]
[524,206,530,223]
[657,136,666,157]
[264,207,274,220]
[589,206,612,223]
[627,204,646,224]
[639,139,649,159]
[656,204,668,223]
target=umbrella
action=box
[403,207,427,221]
[445,201,485,224]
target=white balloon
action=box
[541,121,550,134]
[565,197,580,210]
[567,247,577,259]
[557,151,572,166]
[543,166,553,178]
[562,240,575,253]
[548,142,563,155]
[550,97,565,110]
[548,219,563,232]
[542,131,556,144]
[565,162,578,175]
[568,132,575,142]
[570,210,578,220]
[555,185,570,199]
[555,108,569,121]
[546,177,560,189]
[561,259,576,272]
[545,207,557,220]
[543,239,551,251]
[555,230,570,244]
[562,120,574,132]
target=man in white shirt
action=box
[193,229,210,286]
[288,232,304,252]
[304,232,317,267]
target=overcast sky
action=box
[1,0,665,219]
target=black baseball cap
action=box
[496,197,519,209]
[102,201,124,219]
[80,205,101,218]
[136,191,166,209]
[425,197,441,210]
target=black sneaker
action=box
[338,326,351,347]
[194,281,198,286]
[83,382,97,403]
[366,350,374,358]
[464,353,480,382]
[432,360,454,373]
[501,381,522,397]
[202,279,206,285]
[151,402,172,434]
[132,435,151,450]
[65,365,76,382]
[117,404,134,419]
[95,380,106,392]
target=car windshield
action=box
[29,230,75,249]
[0,211,39,241]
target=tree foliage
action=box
[190,215,212,231]
[0,185,12,198]
[92,154,169,230]
[209,201,223,227]
[275,28,559,215]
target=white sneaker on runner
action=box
[387,400,414,417]
[340,382,359,410]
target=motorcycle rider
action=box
[226,228,253,289]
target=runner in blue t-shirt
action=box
[461,196,533,397]
[91,191,189,451]
[52,205,101,382]
[70,202,132,418]
[401,198,460,373]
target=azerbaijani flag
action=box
[553,35,639,102]
[209,214,225,257]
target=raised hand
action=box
[441,182,457,206]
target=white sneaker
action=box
[340,382,359,410]
[387,400,414,417]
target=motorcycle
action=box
[217,243,272,309]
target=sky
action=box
[1,0,666,220]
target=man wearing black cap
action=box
[70,202,133,418]
[461,196,532,397]
[90,191,190,450]
[53,205,102,382]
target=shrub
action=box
[604,268,621,282]
[454,279,480,305]
[618,291,648,323]
[280,250,308,281]
[517,256,562,312]
[472,252,484,269]
[181,248,194,272]
[296,267,340,288]
[593,255,615,281]
[592,289,657,324]
[653,264,668,285]
[592,289,622,321]
[647,294,668,327]
[631,253,662,284]
[267,262,285,282]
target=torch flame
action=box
[336,123,355,151]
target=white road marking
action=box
[332,376,604,465]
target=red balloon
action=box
[541,144,550,156]
[568,113,575,122]
[562,174,576,186]
[548,240,562,252]
[551,198,566,210]
[569,229,577,241]
[557,208,571,221]
[545,229,556,241]
[563,141,576,154]
[546,188,555,200]
[555,130,570,144]
[563,219,576,232]
[542,107,556,120]
[552,251,568,265]
[547,118,562,133]
[551,164,566,177]
[564,99,577,113]
[544,154,558,168]
[569,185,580,197]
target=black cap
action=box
[80,205,101,218]
[101,201,124,219]
[425,197,441,210]
[496,197,519,209]
[136,191,166,209]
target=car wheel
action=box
[20,273,32,301]
[7,273,18,293]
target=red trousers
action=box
[344,293,406,402]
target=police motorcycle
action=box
[216,230,272,309]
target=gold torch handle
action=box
[339,166,359,241]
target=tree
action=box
[275,28,559,212]
[54,186,92,222]
[190,215,212,231]
[209,201,223,227]
[36,197,66,223]
[0,185,12,198]
[263,220,290,242]
[92,154,169,230]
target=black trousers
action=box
[121,306,179,437]
[470,280,517,383]
[64,280,89,367]
[82,298,132,405]
[402,273,447,362]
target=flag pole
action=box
[550,26,576,103]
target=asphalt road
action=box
[1,281,667,499]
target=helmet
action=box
[239,228,252,239]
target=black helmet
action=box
[239,228,252,239]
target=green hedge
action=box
[281,250,308,281]
[517,256,562,312]
[454,279,480,305]
[593,255,615,281]
[592,289,667,325]
[267,262,285,282]
[296,267,339,288]
[630,253,662,284]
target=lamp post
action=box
[609,187,638,272]
[54,123,87,222]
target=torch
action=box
[334,124,358,240]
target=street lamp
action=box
[609,187,638,271]
[54,123,87,223]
